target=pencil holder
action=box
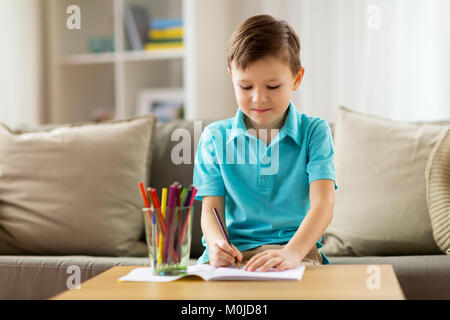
[143,205,194,275]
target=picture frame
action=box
[136,88,184,122]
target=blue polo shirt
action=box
[193,101,337,264]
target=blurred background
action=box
[0,0,449,128]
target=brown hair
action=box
[227,14,301,76]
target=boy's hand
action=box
[243,246,301,272]
[209,239,243,267]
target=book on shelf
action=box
[144,42,183,50]
[123,3,149,51]
[150,18,182,30]
[149,27,183,40]
[146,18,183,51]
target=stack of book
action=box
[145,18,183,50]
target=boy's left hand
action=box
[243,246,301,272]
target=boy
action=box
[193,15,337,271]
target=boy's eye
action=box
[239,85,280,90]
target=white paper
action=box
[118,268,183,282]
[118,264,305,283]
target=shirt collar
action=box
[226,101,301,146]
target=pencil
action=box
[180,186,196,244]
[149,188,167,234]
[176,187,188,261]
[212,208,230,246]
[157,188,167,265]
[163,183,178,263]
[150,204,157,268]
[212,207,238,265]
[138,181,150,208]
[139,182,153,227]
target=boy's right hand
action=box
[209,239,243,267]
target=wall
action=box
[0,0,46,127]
[184,0,240,120]
[233,0,450,122]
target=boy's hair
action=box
[227,14,301,76]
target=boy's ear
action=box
[228,67,232,77]
[293,67,305,90]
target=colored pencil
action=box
[157,188,167,265]
[142,182,197,265]
[149,188,167,234]
[147,189,160,253]
[139,181,150,208]
[139,181,154,226]
[180,186,197,247]
[163,183,178,263]
[176,187,188,260]
[150,204,157,267]
[212,207,230,246]
[212,206,238,265]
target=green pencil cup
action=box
[143,205,194,276]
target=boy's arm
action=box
[284,179,335,259]
[200,196,227,245]
[201,196,243,266]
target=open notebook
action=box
[119,264,306,282]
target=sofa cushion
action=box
[0,116,156,256]
[323,107,447,256]
[425,129,450,254]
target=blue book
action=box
[150,18,183,30]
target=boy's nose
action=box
[251,89,267,104]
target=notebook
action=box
[118,264,305,282]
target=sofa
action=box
[0,107,448,300]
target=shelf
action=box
[59,48,184,66]
[122,48,184,62]
[49,0,187,123]
[59,52,116,65]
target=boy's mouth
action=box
[251,108,271,113]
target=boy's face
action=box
[229,55,304,130]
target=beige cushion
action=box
[0,115,156,256]
[425,129,450,254]
[322,107,447,256]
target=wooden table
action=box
[52,264,405,300]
